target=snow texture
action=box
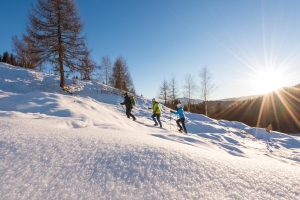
[0,63,299,199]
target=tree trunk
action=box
[57,1,65,88]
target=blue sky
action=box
[1,0,300,100]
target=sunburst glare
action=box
[253,68,284,94]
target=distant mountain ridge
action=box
[177,94,261,104]
[177,97,203,104]
[218,94,262,101]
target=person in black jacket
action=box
[120,92,136,121]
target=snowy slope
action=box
[0,63,299,199]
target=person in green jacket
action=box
[148,98,162,128]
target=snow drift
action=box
[0,63,299,199]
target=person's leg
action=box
[156,114,162,127]
[176,118,183,130]
[126,107,131,118]
[180,118,187,133]
[129,108,136,120]
[151,114,158,125]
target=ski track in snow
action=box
[0,63,300,199]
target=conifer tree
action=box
[26,0,89,88]
[9,53,17,66]
[109,56,135,93]
[2,51,9,63]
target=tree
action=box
[2,51,9,63]
[26,0,89,88]
[199,66,217,116]
[183,74,197,112]
[12,35,44,69]
[109,56,135,93]
[9,53,17,66]
[157,78,169,104]
[79,51,96,80]
[100,55,112,85]
[168,74,179,105]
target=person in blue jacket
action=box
[170,103,187,133]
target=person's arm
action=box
[171,110,178,114]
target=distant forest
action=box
[211,84,300,134]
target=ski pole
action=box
[170,112,171,130]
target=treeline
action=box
[164,99,234,116]
[0,51,18,66]
[212,84,300,134]
[157,66,217,115]
[2,0,135,94]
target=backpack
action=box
[129,96,136,106]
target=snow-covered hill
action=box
[0,63,299,199]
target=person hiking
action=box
[120,92,136,121]
[170,103,187,133]
[148,98,162,128]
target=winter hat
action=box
[152,98,155,101]
[176,103,181,108]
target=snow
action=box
[0,62,299,199]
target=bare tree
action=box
[157,78,169,104]
[12,35,44,70]
[168,74,179,104]
[199,66,217,116]
[79,50,97,80]
[183,74,197,112]
[109,56,135,93]
[26,0,89,88]
[100,55,112,85]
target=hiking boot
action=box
[154,123,158,126]
[133,118,136,121]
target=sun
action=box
[254,68,284,94]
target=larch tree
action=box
[26,0,89,88]
[199,66,217,116]
[109,56,135,93]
